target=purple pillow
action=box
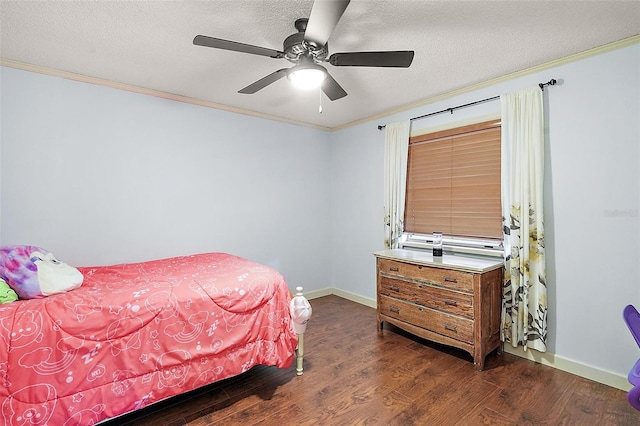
[0,245,83,299]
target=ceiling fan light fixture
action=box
[287,63,326,90]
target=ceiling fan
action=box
[193,0,414,101]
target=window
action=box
[403,119,502,256]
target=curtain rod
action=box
[377,79,557,130]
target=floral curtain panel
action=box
[383,120,410,249]
[500,86,547,352]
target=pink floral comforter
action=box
[0,253,297,425]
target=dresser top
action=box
[374,249,503,273]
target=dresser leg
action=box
[377,318,384,333]
[473,346,486,371]
[473,357,485,371]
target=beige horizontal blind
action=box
[404,120,502,239]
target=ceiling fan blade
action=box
[304,0,350,47]
[328,51,415,67]
[321,73,347,101]
[193,35,284,59]
[238,69,288,94]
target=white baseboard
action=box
[299,287,333,300]
[503,345,631,391]
[305,288,631,392]
[331,288,377,309]
[304,286,376,308]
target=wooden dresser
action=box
[374,249,503,370]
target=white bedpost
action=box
[289,286,311,376]
[296,333,305,376]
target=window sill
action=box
[400,240,504,259]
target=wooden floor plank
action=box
[455,406,517,426]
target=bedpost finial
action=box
[290,287,311,334]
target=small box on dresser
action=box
[374,248,503,370]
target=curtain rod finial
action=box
[539,78,558,91]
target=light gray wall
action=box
[330,42,640,380]
[0,67,332,293]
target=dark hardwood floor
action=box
[112,295,640,425]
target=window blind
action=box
[404,119,502,240]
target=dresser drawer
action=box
[379,275,474,318]
[379,295,473,344]
[378,258,473,292]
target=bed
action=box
[0,249,308,425]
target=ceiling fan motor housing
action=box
[284,18,328,63]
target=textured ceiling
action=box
[1,0,639,130]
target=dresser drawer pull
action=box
[389,306,400,314]
[443,277,458,283]
[389,267,399,272]
[388,285,400,292]
[444,323,457,332]
[443,299,458,307]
